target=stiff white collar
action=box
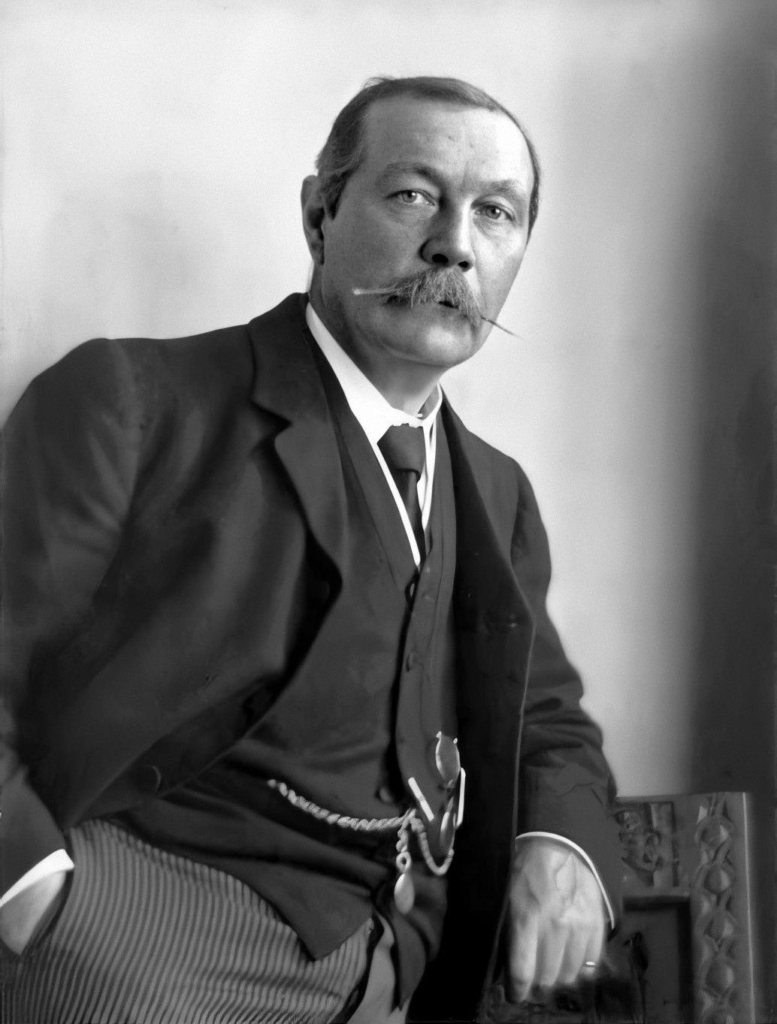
[305,300,439,563]
[304,301,441,447]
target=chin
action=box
[368,303,484,364]
[396,328,483,368]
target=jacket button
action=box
[406,652,419,670]
[137,764,163,794]
[377,785,395,803]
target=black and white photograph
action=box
[0,2,774,1021]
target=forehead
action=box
[357,96,534,192]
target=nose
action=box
[421,208,475,271]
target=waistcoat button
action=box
[136,763,163,794]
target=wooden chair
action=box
[480,792,757,1024]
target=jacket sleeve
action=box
[510,464,623,914]
[0,340,141,893]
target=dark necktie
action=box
[378,424,426,558]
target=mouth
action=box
[385,295,461,314]
[434,300,467,319]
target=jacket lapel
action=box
[440,401,536,1002]
[443,401,534,717]
[247,294,348,577]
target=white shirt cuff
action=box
[0,849,75,907]
[516,831,616,929]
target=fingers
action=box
[535,923,567,988]
[554,925,588,987]
[506,837,609,1001]
[506,910,539,1003]
[582,922,605,971]
[555,896,605,986]
[512,912,599,996]
[575,924,606,984]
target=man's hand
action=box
[0,869,69,954]
[506,836,606,1004]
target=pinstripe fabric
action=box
[2,820,372,1024]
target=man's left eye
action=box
[394,190,428,204]
[481,204,511,222]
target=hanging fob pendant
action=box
[394,857,415,914]
[394,825,415,914]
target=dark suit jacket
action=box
[0,293,621,1017]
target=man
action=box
[0,76,621,1023]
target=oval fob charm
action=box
[394,864,415,915]
[394,842,415,914]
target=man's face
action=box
[305,97,534,390]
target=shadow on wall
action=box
[685,44,775,1015]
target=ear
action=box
[301,175,327,265]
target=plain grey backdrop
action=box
[1,0,775,1011]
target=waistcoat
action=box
[115,350,459,1000]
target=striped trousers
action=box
[1,820,379,1024]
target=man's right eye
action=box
[393,190,431,205]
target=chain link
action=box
[266,777,455,877]
[266,778,414,832]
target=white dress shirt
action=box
[305,303,439,567]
